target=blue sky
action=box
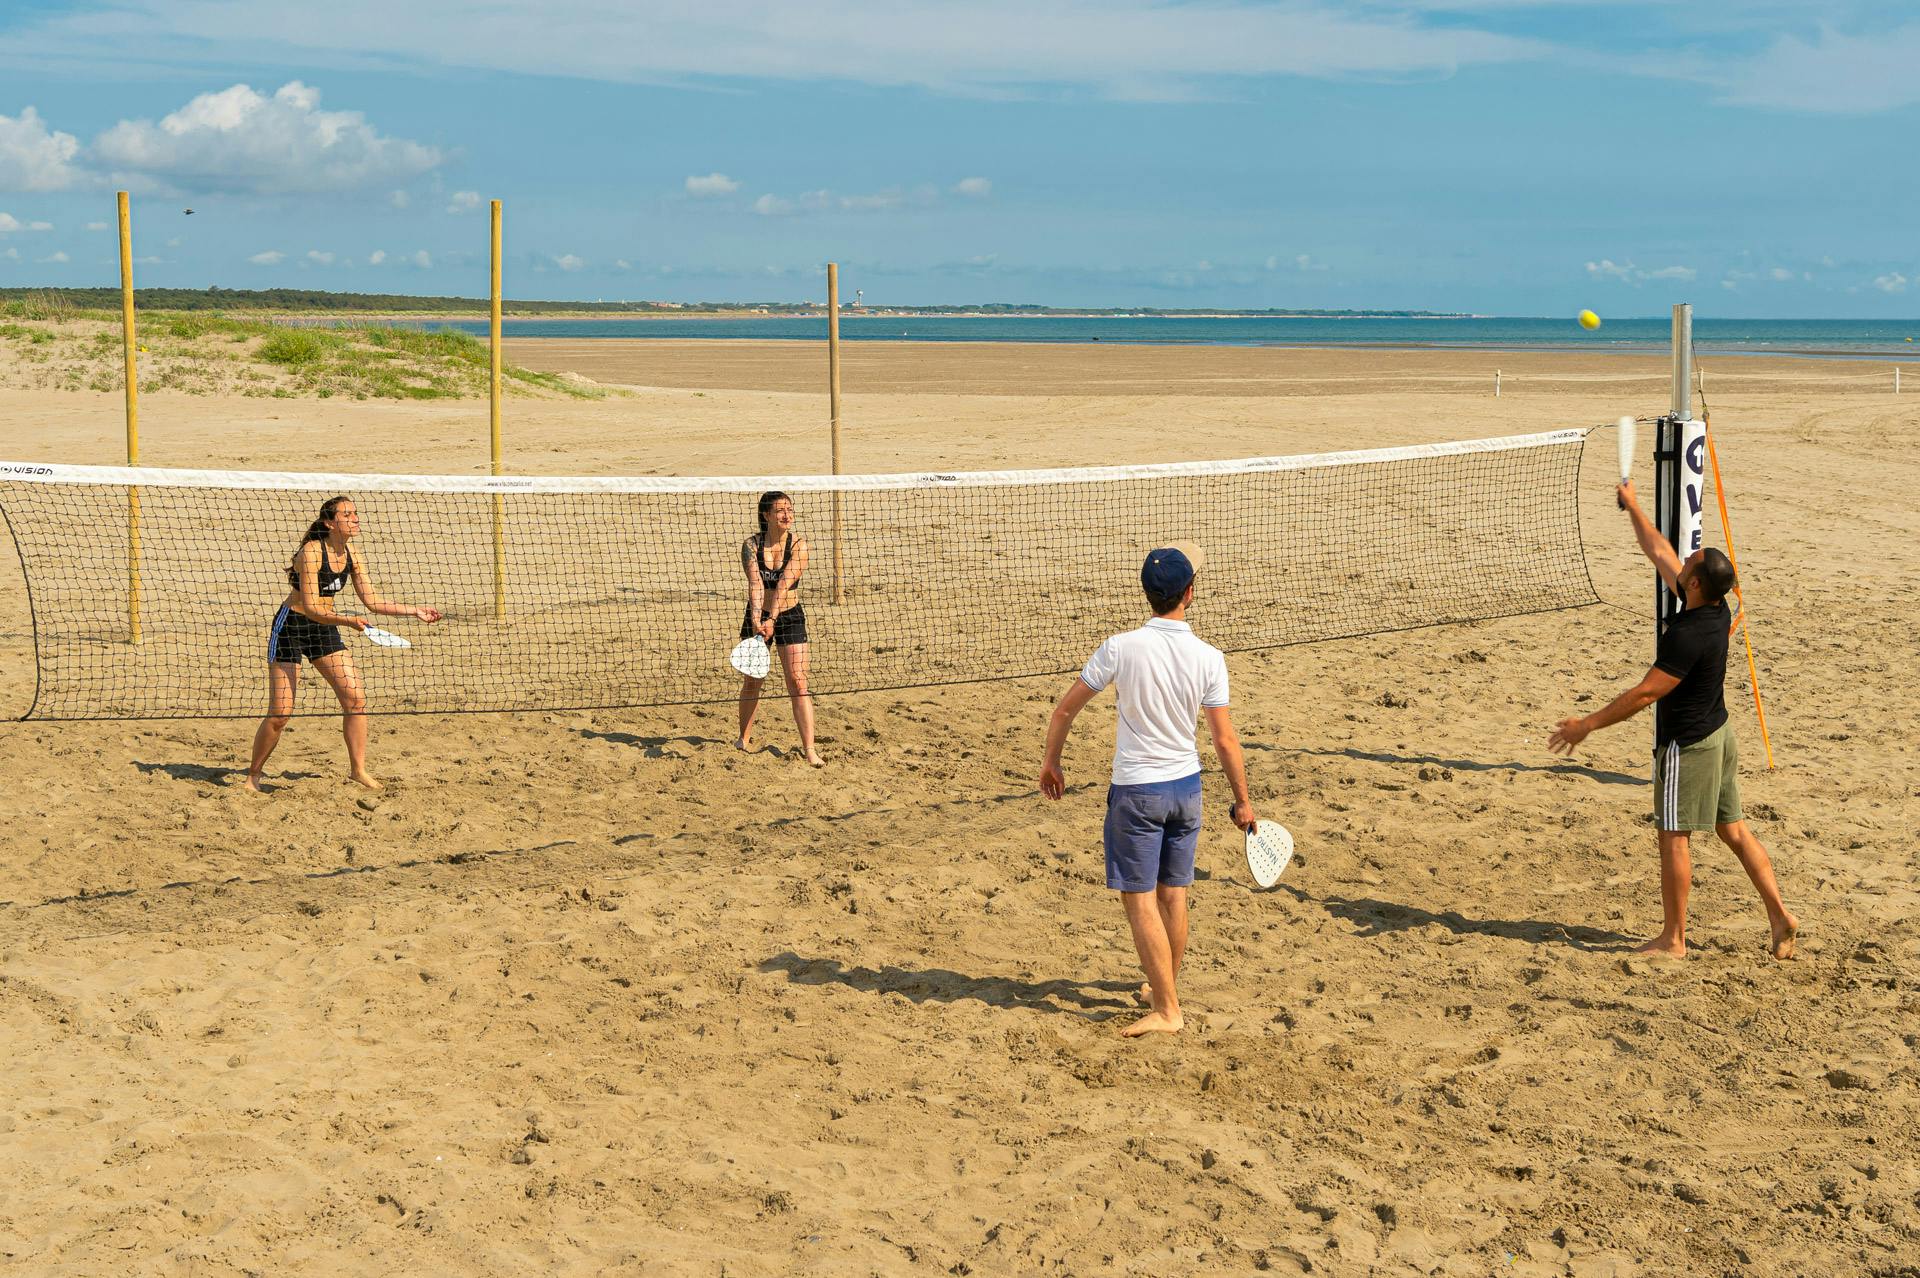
[0,1,1915,314]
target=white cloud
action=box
[1,247,17,260]
[0,106,82,192]
[0,212,53,233]
[614,258,631,270]
[952,176,991,198]
[39,250,68,263]
[553,253,584,271]
[86,220,108,231]
[91,81,443,195]
[1709,25,1920,114]
[306,249,335,265]
[0,2,1542,101]
[753,194,792,217]
[839,190,905,212]
[1871,272,1908,294]
[368,249,387,265]
[1587,259,1693,285]
[447,189,483,213]
[388,189,411,209]
[247,249,284,265]
[410,249,431,268]
[684,172,739,197]
[1295,253,1328,272]
[1767,267,1795,281]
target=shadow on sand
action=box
[1266,744,1645,788]
[759,951,1136,1021]
[1285,884,1635,951]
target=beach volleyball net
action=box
[0,430,1595,720]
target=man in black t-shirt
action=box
[1548,480,1797,960]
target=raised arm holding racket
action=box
[1039,542,1256,1038]
[245,496,441,794]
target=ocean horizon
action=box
[415,314,1920,358]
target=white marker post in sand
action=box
[1655,303,1706,642]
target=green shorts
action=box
[1653,721,1742,833]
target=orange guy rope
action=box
[1703,412,1776,768]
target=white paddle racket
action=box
[1616,415,1636,508]
[729,632,772,679]
[1244,820,1295,889]
[361,625,411,649]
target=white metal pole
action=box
[1671,303,1692,420]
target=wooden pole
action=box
[828,262,843,605]
[490,199,505,620]
[118,190,141,646]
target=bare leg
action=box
[1716,820,1798,958]
[780,643,824,766]
[245,662,299,792]
[1140,884,1188,1004]
[737,674,763,749]
[1120,890,1183,1036]
[1638,830,1691,957]
[313,650,376,789]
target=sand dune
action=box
[0,341,1914,1275]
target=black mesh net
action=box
[0,432,1596,720]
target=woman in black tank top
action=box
[736,490,823,765]
[245,495,443,793]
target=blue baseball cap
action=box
[1141,542,1204,597]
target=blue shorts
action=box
[1103,771,1203,893]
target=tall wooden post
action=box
[118,190,142,645]
[490,199,506,619]
[828,262,844,604]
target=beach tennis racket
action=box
[1244,820,1295,889]
[729,632,772,679]
[361,625,411,649]
[1616,416,1636,508]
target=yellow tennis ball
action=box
[1578,310,1601,330]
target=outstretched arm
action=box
[1618,479,1681,595]
[1549,665,1680,753]
[349,552,442,622]
[1204,705,1256,831]
[1039,678,1099,799]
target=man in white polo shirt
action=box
[1039,543,1255,1038]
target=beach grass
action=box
[0,300,610,401]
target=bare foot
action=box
[1137,982,1156,1005]
[242,773,266,794]
[1121,1008,1183,1037]
[347,770,383,791]
[736,735,753,751]
[1770,912,1799,960]
[1635,936,1687,959]
[804,750,825,767]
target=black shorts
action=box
[741,604,809,647]
[269,605,347,664]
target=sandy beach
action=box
[0,339,1914,1275]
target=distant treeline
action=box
[0,287,1462,319]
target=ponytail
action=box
[287,495,351,587]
